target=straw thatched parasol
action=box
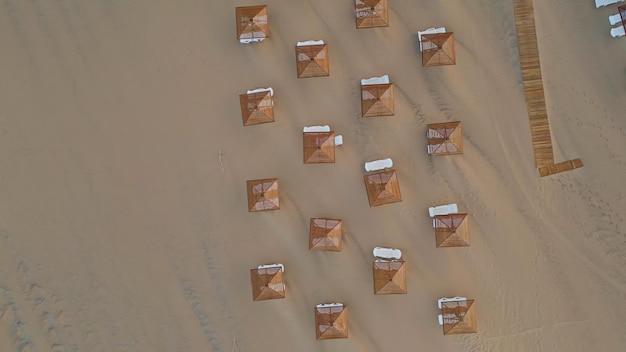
[373,260,407,294]
[235,6,269,42]
[361,83,394,117]
[427,121,463,155]
[239,89,274,126]
[309,218,342,251]
[620,5,626,29]
[246,178,280,212]
[434,213,469,247]
[422,32,456,67]
[355,0,389,29]
[364,169,402,207]
[314,304,348,340]
[250,266,285,301]
[441,299,477,335]
[303,132,336,163]
[296,42,330,78]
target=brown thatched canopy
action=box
[296,43,330,78]
[361,83,394,117]
[355,0,389,29]
[434,213,469,248]
[620,5,626,28]
[235,6,269,41]
[427,121,463,155]
[250,266,285,301]
[303,132,336,164]
[422,32,456,67]
[373,260,407,295]
[309,218,342,251]
[364,169,402,207]
[239,89,274,126]
[246,178,280,212]
[441,299,477,335]
[315,304,348,340]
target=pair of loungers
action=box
[302,125,343,146]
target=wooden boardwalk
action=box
[512,0,583,176]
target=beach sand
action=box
[1,0,626,351]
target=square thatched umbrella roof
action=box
[250,265,285,301]
[240,89,274,126]
[235,6,269,42]
[309,218,342,251]
[620,5,626,28]
[246,178,280,212]
[303,132,336,163]
[355,0,389,29]
[361,83,394,117]
[296,42,330,78]
[441,299,477,335]
[373,260,407,294]
[422,32,456,67]
[434,213,469,247]
[427,121,463,155]
[364,169,402,207]
[315,304,348,340]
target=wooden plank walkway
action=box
[512,0,583,176]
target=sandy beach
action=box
[1,0,626,351]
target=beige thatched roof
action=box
[239,90,274,126]
[434,213,469,247]
[427,121,463,155]
[250,266,285,301]
[441,299,477,335]
[355,0,389,29]
[361,83,394,117]
[303,132,336,163]
[373,260,407,294]
[309,218,342,251]
[315,304,348,340]
[296,44,330,78]
[235,6,269,41]
[246,178,280,212]
[422,32,456,67]
[364,169,402,207]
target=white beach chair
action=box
[364,158,393,172]
[437,296,467,309]
[303,125,331,133]
[316,303,343,308]
[438,314,444,325]
[418,27,446,52]
[611,25,626,37]
[609,14,623,26]
[360,74,390,86]
[247,87,274,96]
[428,204,459,218]
[334,135,343,146]
[373,247,402,260]
[297,40,325,46]
[595,0,624,8]
[257,263,285,272]
[240,38,265,44]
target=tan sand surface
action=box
[1,1,626,351]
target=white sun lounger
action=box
[609,14,623,26]
[438,314,444,325]
[595,0,624,8]
[364,158,393,172]
[373,247,402,260]
[361,75,390,86]
[247,87,274,96]
[257,263,285,272]
[240,38,265,44]
[297,40,325,46]
[418,27,446,52]
[437,296,467,309]
[428,204,459,218]
[316,303,343,308]
[303,125,331,133]
[334,135,343,146]
[611,25,626,37]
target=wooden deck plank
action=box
[512,0,582,176]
